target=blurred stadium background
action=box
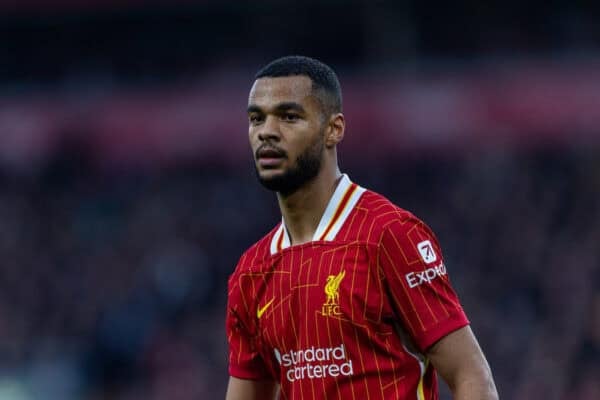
[0,1,599,399]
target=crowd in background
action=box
[1,1,599,399]
[0,147,597,399]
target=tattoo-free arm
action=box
[225,377,279,400]
[427,326,498,400]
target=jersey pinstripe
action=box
[227,175,469,399]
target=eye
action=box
[281,113,300,122]
[249,113,264,125]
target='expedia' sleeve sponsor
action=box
[377,214,469,352]
[226,272,271,380]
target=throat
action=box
[278,173,344,246]
[282,210,322,246]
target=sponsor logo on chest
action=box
[274,344,354,382]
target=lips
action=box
[257,146,286,159]
[256,146,286,168]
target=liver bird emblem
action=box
[324,270,345,305]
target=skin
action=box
[226,75,498,400]
[247,75,345,245]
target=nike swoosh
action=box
[257,298,275,319]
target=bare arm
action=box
[427,325,498,400]
[225,377,279,400]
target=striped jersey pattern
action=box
[227,174,469,399]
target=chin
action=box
[257,167,285,180]
[258,169,285,182]
[254,168,293,194]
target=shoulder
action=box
[357,190,442,267]
[356,189,429,241]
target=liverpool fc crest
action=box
[322,270,345,316]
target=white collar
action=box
[270,174,366,255]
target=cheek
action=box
[287,137,308,156]
[248,128,259,147]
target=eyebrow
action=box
[247,102,305,114]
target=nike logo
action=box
[257,298,275,319]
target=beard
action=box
[255,133,324,196]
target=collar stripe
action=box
[276,227,285,252]
[268,174,365,255]
[318,183,358,241]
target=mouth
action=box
[256,146,286,168]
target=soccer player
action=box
[226,55,498,400]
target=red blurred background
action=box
[0,1,598,399]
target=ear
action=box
[325,113,345,148]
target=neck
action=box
[276,166,342,246]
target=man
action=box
[226,55,498,400]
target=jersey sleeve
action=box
[226,271,271,380]
[377,215,469,352]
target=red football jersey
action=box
[227,175,469,399]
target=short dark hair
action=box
[255,55,342,115]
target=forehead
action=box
[248,76,315,108]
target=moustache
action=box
[256,144,287,159]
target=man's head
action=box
[255,55,342,118]
[247,56,345,196]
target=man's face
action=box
[247,76,326,195]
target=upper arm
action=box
[377,215,497,398]
[426,325,498,399]
[378,216,469,350]
[225,377,278,400]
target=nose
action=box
[257,115,281,142]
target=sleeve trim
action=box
[417,313,470,352]
[228,365,272,381]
